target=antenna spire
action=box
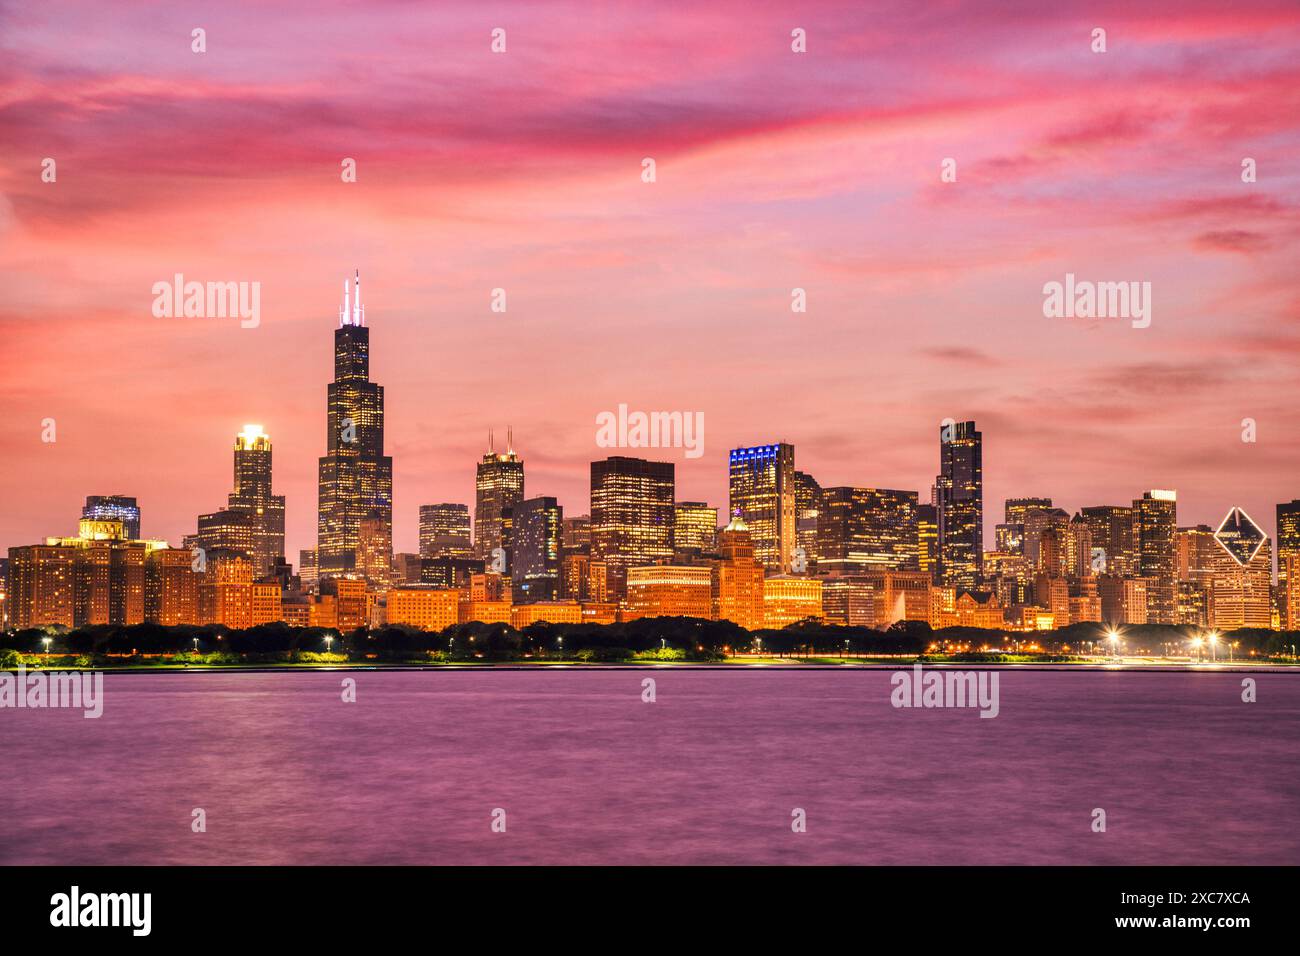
[353,269,362,326]
[507,426,513,453]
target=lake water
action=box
[3,667,1297,865]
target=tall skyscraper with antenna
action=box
[473,429,524,561]
[317,271,393,581]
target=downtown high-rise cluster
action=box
[4,277,1297,636]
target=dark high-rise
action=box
[590,456,675,597]
[509,496,563,603]
[82,495,141,541]
[935,420,983,588]
[317,272,393,581]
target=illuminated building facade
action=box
[590,456,675,597]
[419,503,472,559]
[298,549,318,591]
[509,496,563,603]
[1286,553,1300,630]
[420,556,485,590]
[194,426,286,578]
[7,544,76,628]
[711,516,764,629]
[561,515,591,550]
[1175,525,1218,583]
[9,519,175,628]
[673,501,718,553]
[625,565,713,620]
[793,470,822,569]
[1276,500,1300,623]
[1134,490,1178,624]
[818,574,876,627]
[1098,574,1148,625]
[356,513,393,585]
[145,547,199,625]
[1080,505,1138,577]
[560,552,607,603]
[82,495,140,541]
[816,487,919,574]
[387,587,461,631]
[916,503,938,581]
[935,420,983,588]
[1209,507,1271,630]
[473,432,524,561]
[728,443,796,572]
[318,272,394,581]
[762,576,824,629]
[320,576,369,631]
[510,602,582,627]
[199,554,254,628]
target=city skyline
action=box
[4,304,1300,566]
[2,2,1298,561]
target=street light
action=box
[1190,636,1204,661]
[42,636,52,657]
[1208,631,1219,662]
[1104,628,1121,661]
[324,635,334,655]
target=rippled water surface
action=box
[3,668,1297,864]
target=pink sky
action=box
[2,0,1299,560]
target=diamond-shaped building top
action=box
[1214,507,1266,566]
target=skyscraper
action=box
[590,456,675,597]
[1134,489,1177,624]
[916,503,939,581]
[317,272,393,582]
[509,496,563,603]
[1210,507,1270,629]
[728,443,796,572]
[935,420,982,588]
[419,503,472,559]
[816,487,919,574]
[195,424,286,578]
[1080,505,1138,577]
[997,497,1051,557]
[712,515,764,629]
[1276,500,1300,623]
[82,495,141,541]
[673,501,718,552]
[793,470,822,569]
[473,431,524,561]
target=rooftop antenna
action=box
[488,428,494,453]
[353,269,363,326]
[340,277,350,328]
[507,426,513,453]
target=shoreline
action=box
[11,658,1299,674]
